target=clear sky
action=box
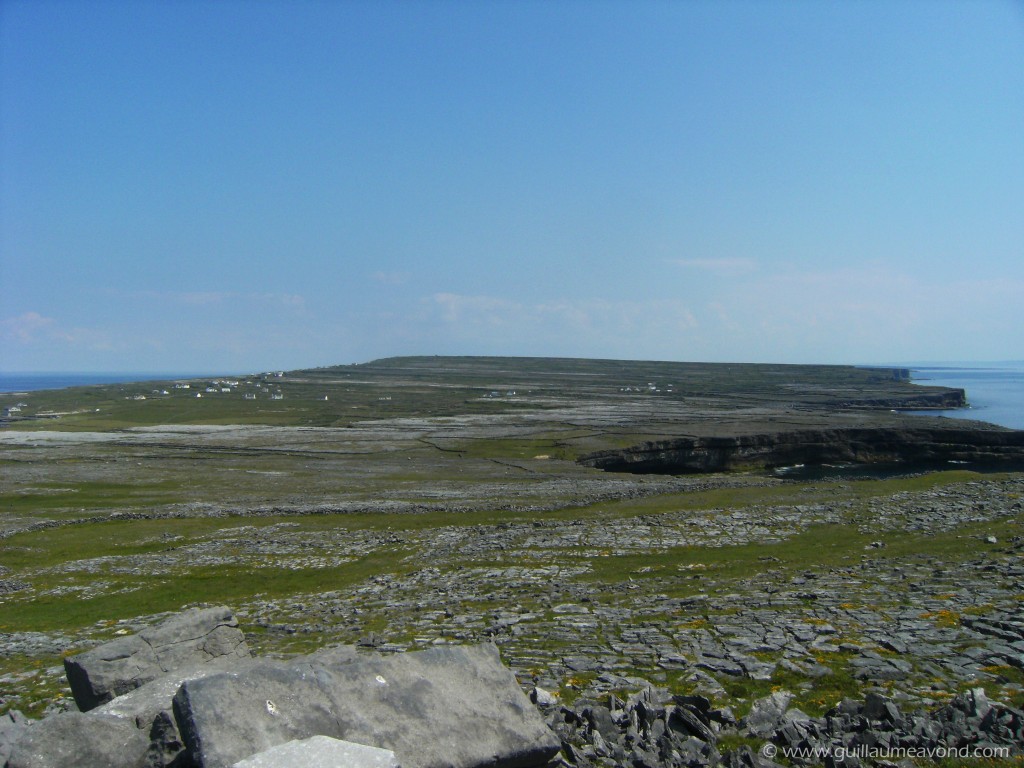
[2,0,1022,373]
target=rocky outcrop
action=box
[580,426,1024,474]
[172,643,561,768]
[4,606,1024,768]
[63,606,250,712]
[3,608,560,768]
[546,686,1023,767]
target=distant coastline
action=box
[4,363,1022,431]
[0,372,223,394]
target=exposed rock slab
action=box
[64,606,251,711]
[231,735,400,768]
[0,711,32,767]
[6,711,149,768]
[172,643,560,768]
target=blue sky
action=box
[2,0,1022,372]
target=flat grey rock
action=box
[0,710,32,767]
[95,658,261,767]
[741,691,793,738]
[65,606,250,711]
[173,643,561,768]
[6,711,149,768]
[231,736,399,768]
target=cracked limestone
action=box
[62,606,251,712]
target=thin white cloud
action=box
[179,292,231,305]
[431,293,520,325]
[120,290,307,312]
[670,258,758,276]
[371,270,412,286]
[419,293,699,359]
[0,311,114,350]
[409,267,1024,364]
[250,293,307,311]
[0,312,58,343]
[702,265,1024,362]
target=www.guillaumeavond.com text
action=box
[760,742,1012,762]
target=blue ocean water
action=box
[906,364,1024,430]
[0,372,213,394]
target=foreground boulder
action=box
[0,712,31,767]
[63,607,250,712]
[230,736,399,768]
[173,643,561,768]
[5,712,148,768]
[94,660,262,767]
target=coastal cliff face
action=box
[840,387,966,409]
[579,426,1024,474]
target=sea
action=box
[902,363,1024,430]
[771,362,1024,480]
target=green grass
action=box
[0,480,184,513]
[452,435,577,461]
[0,654,73,718]
[550,469,999,523]
[0,547,413,632]
[4,467,1017,640]
[580,505,1022,591]
[2,355,961,435]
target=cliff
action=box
[579,425,1024,474]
